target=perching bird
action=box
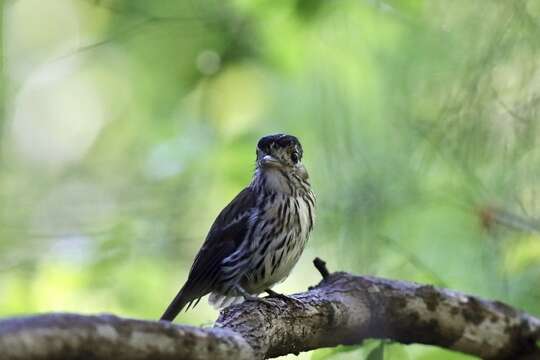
[160,134,315,321]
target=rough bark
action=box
[0,259,539,360]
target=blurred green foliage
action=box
[1,0,540,358]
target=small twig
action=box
[313,257,330,279]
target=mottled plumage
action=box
[160,134,315,321]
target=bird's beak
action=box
[259,155,282,168]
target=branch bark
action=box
[1,259,539,360]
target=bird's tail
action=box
[160,287,191,322]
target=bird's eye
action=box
[291,152,299,164]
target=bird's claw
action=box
[244,294,273,306]
[265,289,305,309]
[236,286,274,306]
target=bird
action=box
[160,133,315,321]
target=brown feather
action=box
[160,187,256,321]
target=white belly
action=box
[245,195,314,293]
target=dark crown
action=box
[257,134,302,153]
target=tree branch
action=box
[1,259,539,359]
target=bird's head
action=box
[255,134,308,179]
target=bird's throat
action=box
[252,168,295,195]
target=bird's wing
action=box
[161,187,256,319]
[185,187,256,294]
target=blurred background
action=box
[1,0,540,359]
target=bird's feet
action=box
[245,294,273,306]
[265,289,305,308]
[235,285,273,306]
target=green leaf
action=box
[311,345,363,360]
[366,341,384,360]
[384,343,410,360]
